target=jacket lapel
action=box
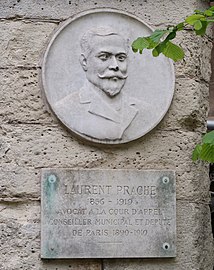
[79,84,138,138]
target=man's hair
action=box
[80,27,129,57]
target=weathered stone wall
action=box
[0,0,213,269]
[209,28,214,118]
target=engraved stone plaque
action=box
[41,169,176,258]
[41,9,175,145]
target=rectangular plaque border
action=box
[41,169,176,259]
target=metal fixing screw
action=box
[48,174,56,184]
[162,176,169,184]
[163,242,170,251]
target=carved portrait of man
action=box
[53,28,153,142]
[42,11,175,144]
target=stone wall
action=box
[209,28,214,118]
[0,0,213,269]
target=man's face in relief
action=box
[81,34,128,97]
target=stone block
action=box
[160,78,209,133]
[0,0,208,26]
[0,68,54,124]
[175,32,212,82]
[0,21,57,68]
[0,166,40,201]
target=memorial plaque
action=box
[41,169,176,258]
[41,9,175,145]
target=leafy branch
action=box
[132,6,214,162]
[132,6,214,62]
[192,131,214,162]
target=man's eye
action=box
[117,55,126,62]
[98,54,109,61]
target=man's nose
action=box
[109,56,119,71]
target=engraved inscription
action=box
[41,169,176,258]
[64,184,113,195]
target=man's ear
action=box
[79,54,87,71]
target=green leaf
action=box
[192,144,202,161]
[132,35,160,54]
[152,48,160,57]
[132,48,138,53]
[162,41,185,62]
[200,143,214,163]
[195,21,208,36]
[147,38,158,49]
[176,22,184,31]
[132,37,150,52]
[185,14,205,25]
[152,41,168,57]
[165,31,176,41]
[194,20,203,30]
[194,9,203,15]
[149,29,168,43]
[210,6,214,11]
[202,130,214,144]
[204,10,213,17]
[192,131,214,162]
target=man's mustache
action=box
[98,72,128,80]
